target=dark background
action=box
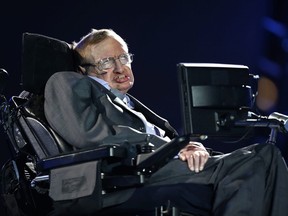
[0,0,288,213]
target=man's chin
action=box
[116,82,134,94]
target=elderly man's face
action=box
[88,37,134,94]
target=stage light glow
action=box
[256,76,278,112]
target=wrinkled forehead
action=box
[89,37,129,60]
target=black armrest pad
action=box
[37,145,126,171]
[136,135,192,173]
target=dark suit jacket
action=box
[44,71,178,150]
[43,71,183,214]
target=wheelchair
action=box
[1,32,287,216]
[0,33,202,216]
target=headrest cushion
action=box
[21,33,76,94]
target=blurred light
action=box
[262,17,287,38]
[256,76,278,111]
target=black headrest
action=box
[21,33,77,94]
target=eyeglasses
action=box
[81,53,134,71]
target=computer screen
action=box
[177,63,253,140]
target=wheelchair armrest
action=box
[136,134,194,173]
[36,145,126,171]
[37,134,196,174]
[32,135,195,193]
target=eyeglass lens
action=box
[99,53,133,70]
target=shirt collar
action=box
[88,75,110,90]
[88,75,134,108]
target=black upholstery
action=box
[10,95,73,157]
[21,32,77,94]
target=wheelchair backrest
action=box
[5,94,73,159]
[21,32,77,94]
[1,32,79,160]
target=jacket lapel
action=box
[88,77,178,138]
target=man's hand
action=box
[178,141,209,172]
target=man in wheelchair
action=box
[1,28,288,216]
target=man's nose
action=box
[113,59,124,73]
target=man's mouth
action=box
[114,74,130,83]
